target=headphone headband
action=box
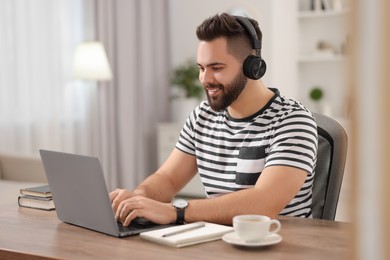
[233,15,266,80]
[234,16,261,50]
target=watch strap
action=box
[176,207,185,224]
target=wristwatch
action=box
[172,199,189,224]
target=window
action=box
[0,0,94,155]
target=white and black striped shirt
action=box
[176,89,317,217]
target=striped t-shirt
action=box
[176,89,318,217]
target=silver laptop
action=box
[39,149,173,237]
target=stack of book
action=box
[18,184,55,211]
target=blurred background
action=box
[0,0,349,190]
[0,0,388,259]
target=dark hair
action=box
[196,13,263,62]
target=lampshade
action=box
[72,41,113,81]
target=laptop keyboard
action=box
[117,218,157,232]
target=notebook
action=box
[39,149,173,237]
[140,221,233,247]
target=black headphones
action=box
[235,16,267,80]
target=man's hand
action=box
[108,149,198,226]
[109,188,136,213]
[115,195,176,226]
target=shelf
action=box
[296,0,350,119]
[298,55,347,63]
[298,10,349,18]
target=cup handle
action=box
[269,219,281,234]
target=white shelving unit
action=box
[297,0,352,221]
[297,0,350,118]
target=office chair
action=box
[311,113,348,220]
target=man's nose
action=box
[200,69,213,85]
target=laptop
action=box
[39,149,174,237]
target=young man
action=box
[110,13,317,226]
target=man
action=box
[110,13,317,226]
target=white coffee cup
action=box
[233,215,281,242]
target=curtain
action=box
[93,0,171,190]
[0,0,94,156]
[0,0,172,191]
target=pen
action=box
[162,222,206,237]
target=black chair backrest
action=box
[312,113,348,220]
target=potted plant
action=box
[309,87,323,103]
[171,59,203,100]
[170,59,204,123]
[309,86,331,115]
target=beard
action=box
[204,72,248,112]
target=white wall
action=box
[168,0,297,98]
[268,1,299,99]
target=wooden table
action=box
[0,203,350,260]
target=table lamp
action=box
[72,41,112,81]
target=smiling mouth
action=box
[205,86,222,97]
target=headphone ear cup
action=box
[243,55,267,80]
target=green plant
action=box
[171,60,203,100]
[309,87,323,102]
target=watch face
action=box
[174,199,188,209]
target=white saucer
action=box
[222,232,282,247]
